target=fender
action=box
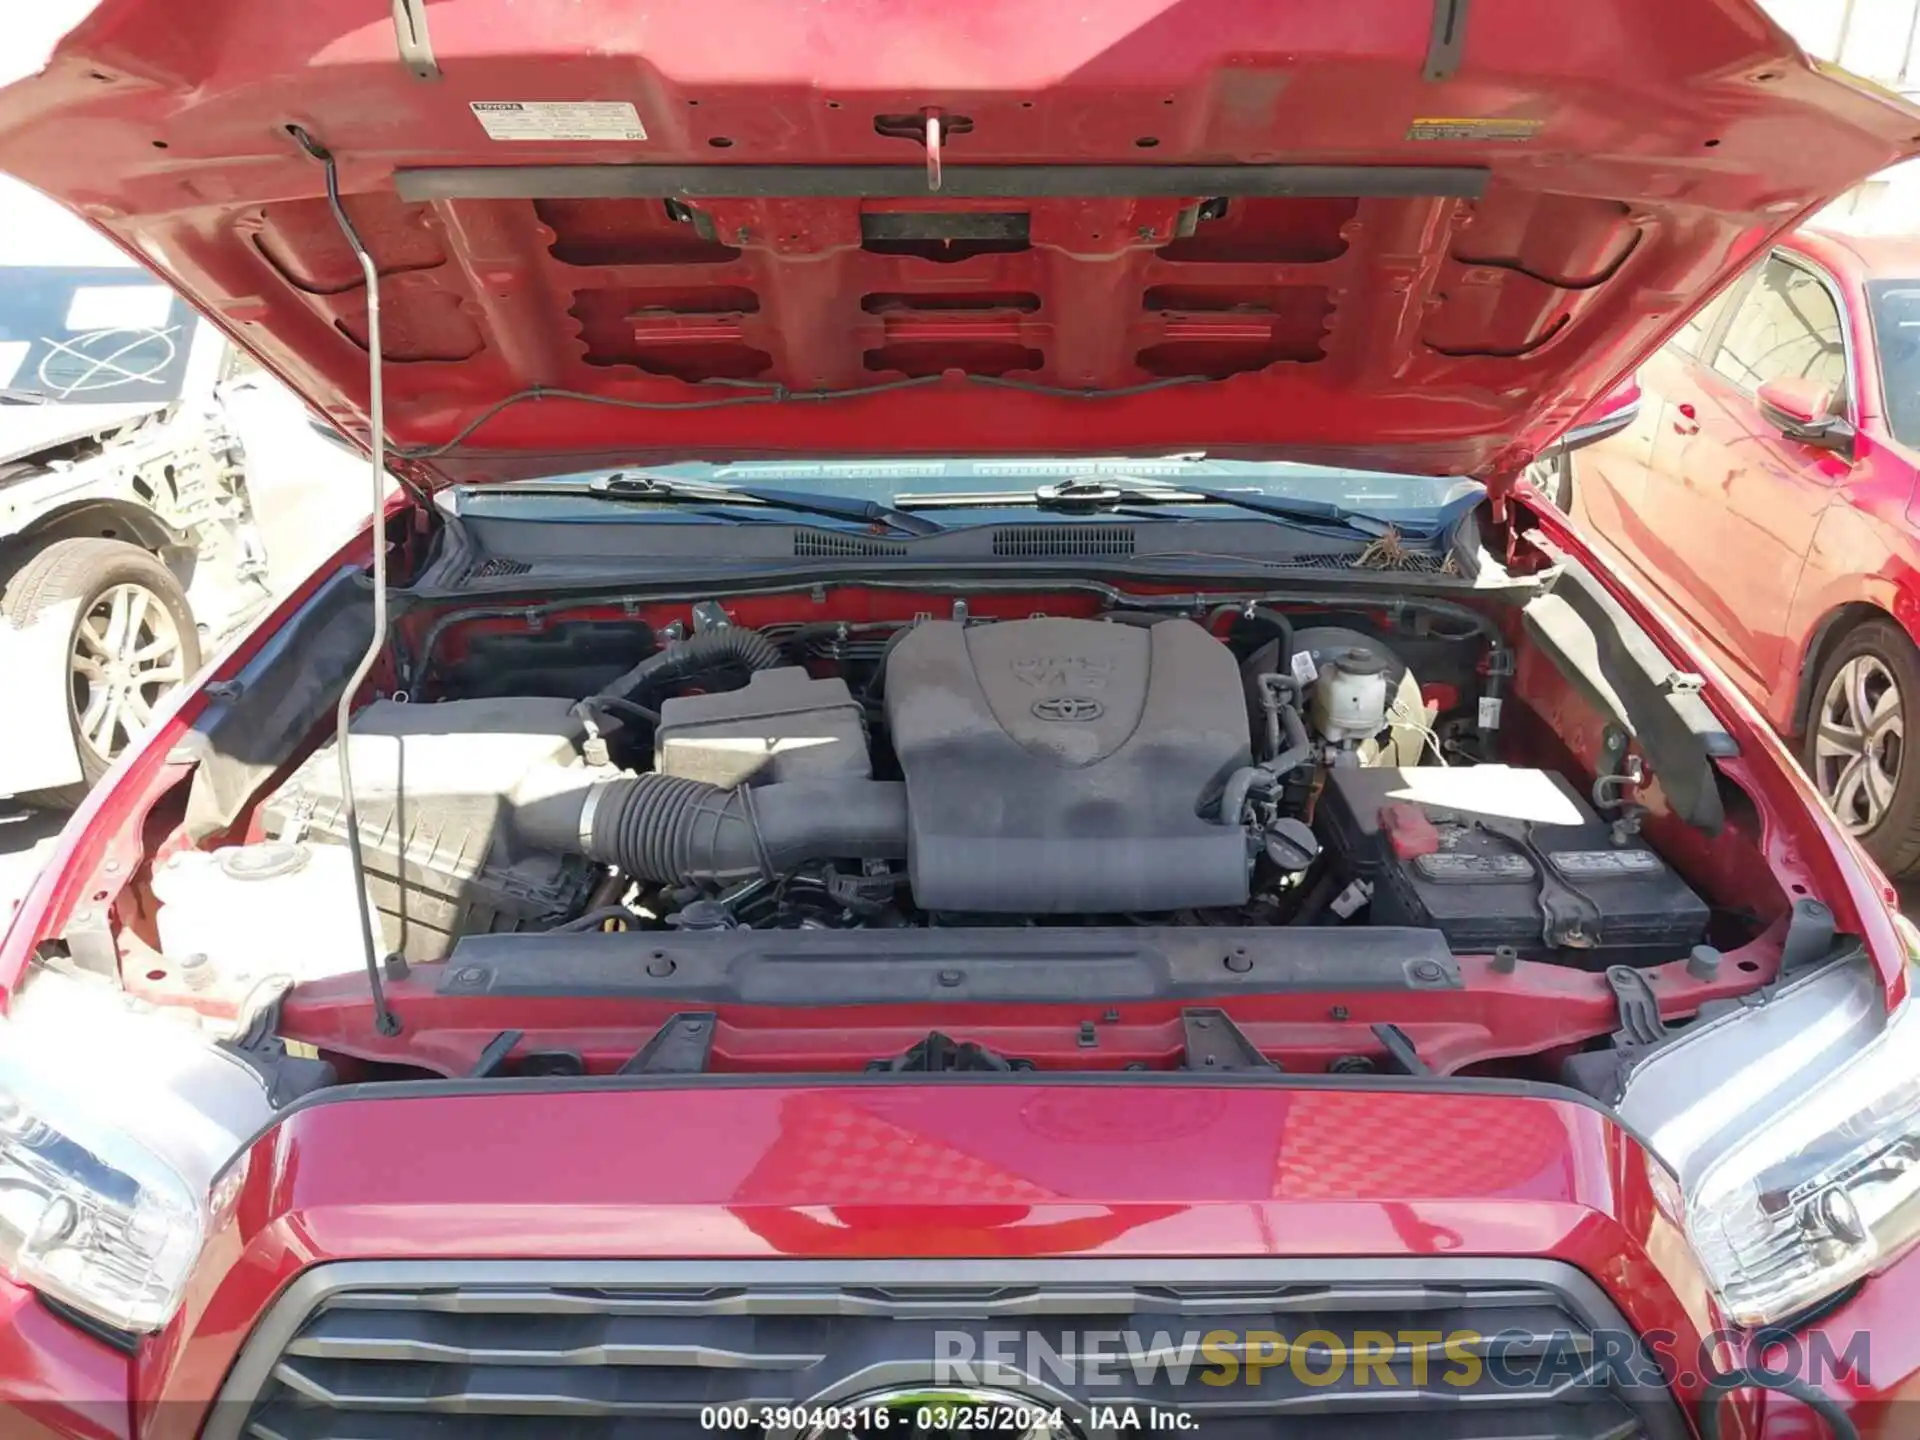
[0,591,85,795]
[1778,598,1895,740]
[1771,479,1920,737]
[1775,581,1905,739]
[0,497,197,583]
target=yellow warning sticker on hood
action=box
[1408,116,1544,141]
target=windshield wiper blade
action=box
[0,387,50,406]
[579,472,944,535]
[894,475,1474,539]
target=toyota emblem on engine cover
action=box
[1032,695,1104,722]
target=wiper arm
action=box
[586,472,944,536]
[895,475,1460,538]
[0,387,50,406]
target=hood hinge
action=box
[391,0,440,81]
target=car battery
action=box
[1314,765,1710,966]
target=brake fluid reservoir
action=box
[1311,647,1391,743]
[153,841,377,991]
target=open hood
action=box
[1,0,1915,492]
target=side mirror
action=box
[1757,377,1853,451]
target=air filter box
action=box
[259,697,597,960]
[654,667,870,787]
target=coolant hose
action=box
[1217,675,1315,824]
[1210,602,1295,663]
[595,626,785,705]
[518,775,909,887]
[1216,766,1272,827]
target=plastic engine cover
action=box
[886,617,1252,912]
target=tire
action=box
[1,537,202,810]
[1803,618,1920,876]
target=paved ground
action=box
[0,807,61,920]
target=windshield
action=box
[0,266,198,406]
[1867,279,1920,447]
[466,457,1481,529]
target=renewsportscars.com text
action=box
[933,1326,1870,1391]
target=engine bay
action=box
[165,591,1718,967]
[60,563,1833,1093]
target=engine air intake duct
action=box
[517,774,907,887]
[593,625,785,706]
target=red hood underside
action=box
[2,0,1916,489]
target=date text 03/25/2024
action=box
[698,1404,1198,1431]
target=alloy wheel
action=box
[1813,654,1904,834]
[68,581,186,762]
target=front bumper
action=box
[0,1080,1912,1438]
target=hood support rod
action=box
[290,124,404,1037]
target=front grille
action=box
[993,524,1136,557]
[211,1259,1684,1440]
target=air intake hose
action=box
[517,775,908,887]
[595,626,784,705]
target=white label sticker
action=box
[64,284,173,332]
[1289,650,1319,686]
[470,101,647,142]
[1415,852,1533,882]
[1329,878,1373,919]
[1550,849,1665,878]
[1478,696,1504,729]
[0,340,28,386]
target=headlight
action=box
[0,968,273,1333]
[1618,943,1920,1327]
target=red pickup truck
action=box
[0,2,1916,1438]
